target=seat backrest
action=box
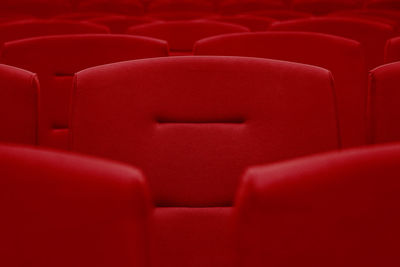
[367,61,400,144]
[194,32,367,148]
[70,56,341,207]
[88,15,157,33]
[210,15,276,31]
[0,0,72,17]
[0,64,38,145]
[218,0,288,14]
[384,36,400,63]
[270,17,397,70]
[148,0,215,12]
[127,20,249,53]
[291,0,363,15]
[76,0,145,15]
[244,9,312,20]
[0,144,150,267]
[365,0,400,9]
[0,19,109,46]
[236,143,400,267]
[1,34,169,149]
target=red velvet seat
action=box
[291,0,363,15]
[329,9,400,28]
[76,0,145,15]
[147,0,215,12]
[0,144,151,267]
[70,56,341,267]
[1,34,168,149]
[365,0,400,10]
[0,64,38,145]
[127,20,249,54]
[367,61,400,144]
[0,0,72,18]
[194,32,367,148]
[0,19,109,45]
[53,11,119,20]
[384,36,400,63]
[244,9,312,20]
[236,143,400,267]
[210,15,276,31]
[270,17,397,70]
[88,15,157,33]
[219,0,287,14]
[146,11,215,20]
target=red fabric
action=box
[384,36,400,63]
[88,15,157,33]
[194,32,367,148]
[235,143,400,267]
[367,61,400,144]
[0,65,38,145]
[210,15,276,31]
[365,0,400,9]
[291,0,364,15]
[0,144,151,267]
[0,19,109,45]
[53,11,120,20]
[146,11,215,20]
[270,17,397,70]
[127,20,249,52]
[70,56,341,206]
[151,207,234,267]
[244,9,312,20]
[148,0,215,12]
[1,34,168,149]
[0,0,72,17]
[76,0,145,15]
[219,0,287,14]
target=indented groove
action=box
[54,73,74,77]
[156,117,246,124]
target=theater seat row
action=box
[2,140,400,267]
[1,0,400,17]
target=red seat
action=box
[219,0,287,14]
[244,9,312,20]
[127,20,249,53]
[76,0,145,15]
[367,61,400,144]
[88,15,157,33]
[0,19,109,45]
[236,143,400,267]
[0,144,151,267]
[147,0,215,12]
[194,32,367,148]
[210,15,276,31]
[1,34,168,149]
[291,0,363,15]
[384,36,400,63]
[0,65,38,145]
[270,17,397,70]
[329,9,400,28]
[53,11,120,20]
[0,0,72,18]
[365,0,400,10]
[70,56,341,267]
[146,11,215,21]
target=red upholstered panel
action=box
[236,143,400,267]
[0,20,109,45]
[194,32,367,148]
[70,56,341,206]
[210,15,276,31]
[148,0,215,12]
[127,21,249,52]
[292,0,363,15]
[367,62,400,144]
[270,17,397,70]
[151,207,234,267]
[219,0,287,14]
[0,0,72,17]
[88,15,157,33]
[244,9,312,20]
[0,144,151,267]
[365,0,400,9]
[1,34,168,149]
[0,65,38,145]
[329,9,400,28]
[146,11,215,21]
[384,36,400,63]
[76,0,145,15]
